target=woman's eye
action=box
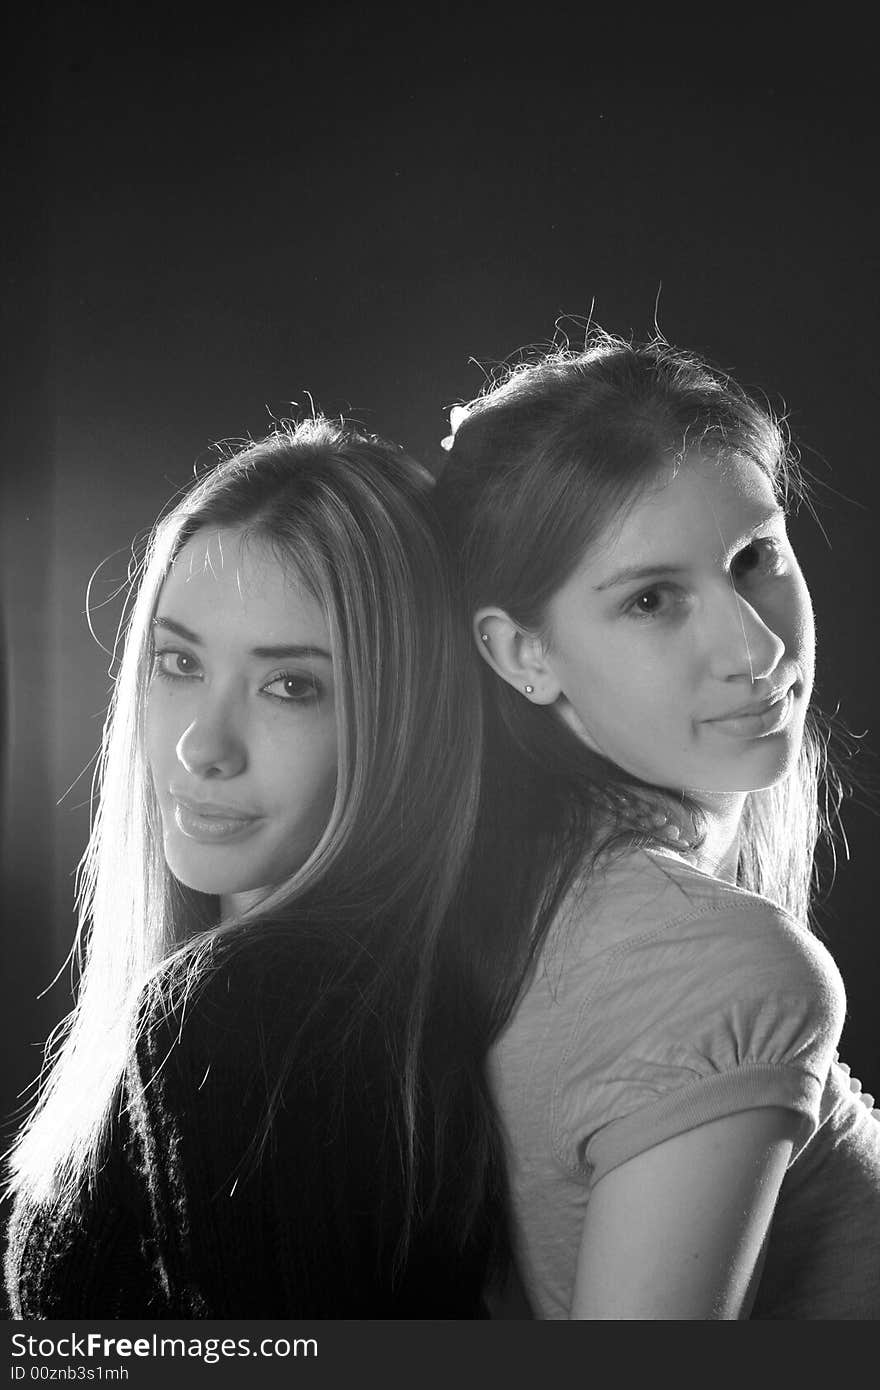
[625,586,678,619]
[152,649,201,680]
[732,538,787,580]
[262,673,321,704]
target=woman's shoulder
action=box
[561,845,808,945]
[546,846,844,1021]
[542,853,848,1177]
[131,927,355,1081]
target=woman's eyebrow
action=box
[250,642,332,661]
[151,616,332,662]
[594,562,683,592]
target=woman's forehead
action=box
[159,528,326,638]
[167,528,303,591]
[586,454,779,573]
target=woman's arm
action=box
[570,1107,801,1319]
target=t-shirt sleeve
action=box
[553,904,847,1185]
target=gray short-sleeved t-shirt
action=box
[489,848,880,1319]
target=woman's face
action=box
[541,453,815,800]
[145,527,338,911]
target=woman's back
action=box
[7,925,496,1318]
[491,846,880,1319]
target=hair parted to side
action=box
[432,329,843,1040]
[7,417,486,1248]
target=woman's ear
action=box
[472,607,562,705]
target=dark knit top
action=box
[4,932,496,1318]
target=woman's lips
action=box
[703,687,796,739]
[171,796,262,844]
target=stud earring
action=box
[524,684,534,695]
[480,632,489,643]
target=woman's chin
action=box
[166,856,264,899]
[686,754,802,799]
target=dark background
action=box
[2,5,878,1157]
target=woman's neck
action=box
[678,792,745,883]
[220,887,270,921]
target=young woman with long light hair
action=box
[432,332,879,1319]
[4,417,506,1317]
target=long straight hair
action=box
[432,332,842,1042]
[8,418,493,1257]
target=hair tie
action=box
[440,404,470,452]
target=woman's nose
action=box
[708,588,786,684]
[175,708,247,779]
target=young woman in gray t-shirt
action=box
[433,333,879,1319]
